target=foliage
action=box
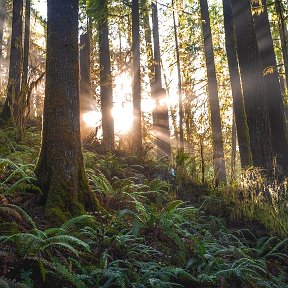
[1,129,288,288]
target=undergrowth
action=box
[0,129,287,287]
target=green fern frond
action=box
[61,215,96,232]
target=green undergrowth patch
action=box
[0,129,288,287]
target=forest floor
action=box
[0,123,288,288]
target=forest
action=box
[0,0,288,287]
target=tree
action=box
[231,0,273,174]
[151,2,171,158]
[275,0,288,90]
[98,0,114,149]
[132,0,142,151]
[222,0,252,169]
[141,0,159,152]
[35,0,98,220]
[199,0,227,184]
[22,0,30,89]
[0,0,23,125]
[14,0,31,140]
[253,0,288,177]
[0,0,6,64]
[172,0,183,149]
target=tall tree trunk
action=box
[22,0,30,89]
[172,0,183,149]
[132,0,142,151]
[253,0,288,177]
[140,0,155,127]
[275,0,288,90]
[231,114,236,182]
[152,2,171,158]
[200,135,205,184]
[0,0,23,126]
[231,0,273,174]
[14,0,31,140]
[99,0,114,149]
[35,0,98,221]
[222,0,252,169]
[0,0,6,64]
[79,32,91,137]
[199,0,227,185]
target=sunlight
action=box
[112,103,133,133]
[82,111,101,128]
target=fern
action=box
[0,278,28,288]
[60,215,97,233]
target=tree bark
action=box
[172,0,183,149]
[99,0,114,149]
[22,0,30,88]
[275,0,288,90]
[231,0,274,174]
[199,0,227,185]
[0,0,23,125]
[231,114,236,182]
[35,0,98,221]
[140,0,155,126]
[132,0,142,151]
[253,0,288,177]
[0,0,6,64]
[222,0,252,169]
[152,2,171,158]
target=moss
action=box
[44,179,86,223]
[45,207,71,223]
[42,166,105,223]
[0,221,19,235]
[78,164,100,212]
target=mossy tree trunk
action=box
[0,0,23,126]
[152,2,171,158]
[99,0,114,149]
[35,0,98,220]
[231,0,274,174]
[199,0,227,185]
[222,0,252,169]
[132,0,142,152]
[253,0,288,178]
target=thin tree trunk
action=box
[99,0,114,149]
[152,2,171,158]
[172,0,183,149]
[35,0,98,220]
[0,0,6,64]
[231,114,236,183]
[15,0,31,140]
[0,0,23,126]
[200,136,205,184]
[253,0,288,177]
[199,0,227,185]
[140,0,157,143]
[222,0,252,169]
[275,0,288,89]
[231,0,274,174]
[132,0,142,151]
[22,0,30,88]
